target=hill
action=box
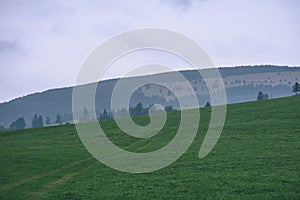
[0,95,299,199]
[0,65,299,128]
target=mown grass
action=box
[0,96,299,199]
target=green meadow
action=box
[0,96,299,199]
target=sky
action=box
[0,0,300,103]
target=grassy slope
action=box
[0,96,299,199]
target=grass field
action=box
[0,96,299,199]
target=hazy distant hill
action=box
[0,65,299,128]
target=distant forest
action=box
[0,65,299,129]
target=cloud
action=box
[162,0,192,9]
[161,0,208,11]
[0,39,18,53]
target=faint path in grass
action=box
[27,164,96,199]
[0,157,92,192]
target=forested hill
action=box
[0,65,299,129]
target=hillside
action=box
[0,95,299,199]
[0,65,299,128]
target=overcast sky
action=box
[0,0,299,103]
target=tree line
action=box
[0,114,64,131]
[1,82,299,132]
[79,102,177,122]
[257,82,299,101]
[0,102,177,131]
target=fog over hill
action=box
[0,65,299,128]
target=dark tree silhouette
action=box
[32,114,43,128]
[165,105,175,112]
[38,115,44,127]
[257,91,269,100]
[45,116,51,125]
[32,114,39,128]
[15,117,26,130]
[257,91,264,101]
[205,102,211,107]
[55,114,62,124]
[101,109,108,120]
[292,82,300,95]
[131,102,144,116]
[10,117,26,130]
